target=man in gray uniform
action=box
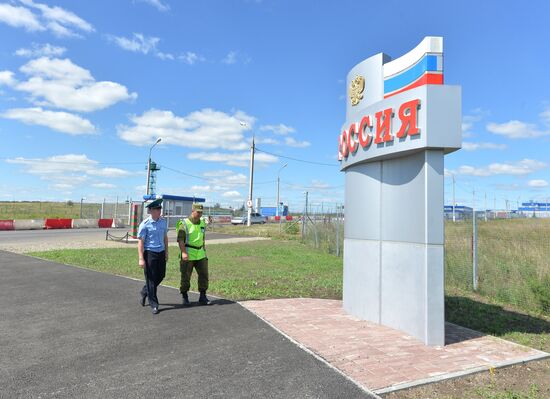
[138,198,169,315]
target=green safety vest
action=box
[176,217,206,261]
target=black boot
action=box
[182,292,190,306]
[198,291,210,305]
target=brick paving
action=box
[241,298,549,394]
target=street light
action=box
[276,163,288,230]
[79,197,86,219]
[146,138,162,196]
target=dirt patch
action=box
[383,358,550,398]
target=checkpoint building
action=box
[143,194,206,227]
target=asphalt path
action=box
[0,227,240,246]
[0,251,375,398]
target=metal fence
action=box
[299,205,549,315]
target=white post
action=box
[484,192,487,222]
[247,135,255,227]
[452,174,456,222]
[472,190,478,291]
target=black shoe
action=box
[182,293,190,306]
[198,292,210,305]
[140,294,147,307]
[152,307,159,315]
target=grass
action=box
[28,239,550,399]
[0,201,113,219]
[28,239,549,350]
[29,240,343,301]
[445,219,550,315]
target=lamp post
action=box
[79,197,86,219]
[146,138,162,196]
[276,163,288,230]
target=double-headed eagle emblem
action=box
[349,76,365,106]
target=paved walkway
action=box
[0,251,375,398]
[242,298,549,395]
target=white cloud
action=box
[285,137,311,148]
[91,183,116,189]
[136,0,170,12]
[187,151,278,167]
[540,107,550,126]
[222,190,242,198]
[88,167,132,178]
[462,142,507,151]
[455,159,546,177]
[6,154,134,188]
[203,170,234,178]
[256,137,280,145]
[0,71,16,86]
[222,51,237,65]
[1,107,96,135]
[107,33,159,54]
[528,179,548,188]
[8,0,95,38]
[179,51,205,65]
[487,120,549,139]
[118,108,255,151]
[15,43,66,57]
[51,183,73,190]
[106,33,177,61]
[0,3,43,31]
[11,57,137,112]
[260,123,295,135]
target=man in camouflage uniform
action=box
[177,203,209,306]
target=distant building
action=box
[143,194,206,227]
[444,205,472,220]
[518,201,550,218]
[260,206,289,217]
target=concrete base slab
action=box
[241,298,549,394]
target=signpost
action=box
[340,37,461,346]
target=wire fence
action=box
[0,201,132,221]
[300,206,549,315]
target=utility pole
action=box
[452,174,456,222]
[472,189,478,291]
[146,138,162,196]
[247,135,255,227]
[484,192,487,222]
[302,191,308,238]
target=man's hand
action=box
[139,258,145,269]
[181,252,189,261]
[165,252,169,262]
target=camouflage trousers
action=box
[180,257,209,293]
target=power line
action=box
[159,163,275,186]
[255,147,338,167]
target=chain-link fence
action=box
[299,205,549,315]
[445,218,550,315]
[0,200,132,222]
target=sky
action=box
[0,0,549,212]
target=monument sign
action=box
[339,37,461,346]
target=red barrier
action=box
[286,215,293,221]
[274,216,281,221]
[44,218,72,229]
[0,220,14,230]
[98,219,113,228]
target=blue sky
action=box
[0,0,549,211]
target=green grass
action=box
[29,239,549,352]
[445,219,550,315]
[0,201,108,219]
[29,240,342,301]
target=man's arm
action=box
[138,238,145,268]
[177,228,188,261]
